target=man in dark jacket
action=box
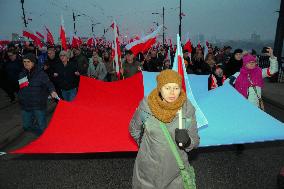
[18,53,58,135]
[72,48,88,76]
[148,49,164,72]
[3,50,23,102]
[121,50,141,79]
[53,50,80,101]
[44,47,61,98]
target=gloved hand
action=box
[175,128,191,149]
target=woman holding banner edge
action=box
[129,69,200,189]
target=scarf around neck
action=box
[235,66,263,98]
[147,88,187,123]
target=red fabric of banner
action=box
[11,73,144,154]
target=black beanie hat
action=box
[233,48,243,54]
[23,53,37,64]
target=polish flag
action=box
[111,20,122,79]
[71,35,80,48]
[22,30,43,48]
[78,37,83,46]
[173,34,186,93]
[0,40,10,47]
[45,27,54,46]
[172,34,209,129]
[125,26,162,56]
[183,35,192,53]
[36,31,45,40]
[204,40,209,59]
[86,37,94,48]
[110,22,120,36]
[18,76,29,89]
[60,15,67,50]
[129,35,140,43]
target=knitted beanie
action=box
[156,69,182,91]
[233,48,243,54]
[242,54,256,65]
[23,53,37,64]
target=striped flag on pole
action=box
[45,27,55,46]
[111,20,122,79]
[60,15,67,50]
[172,34,208,129]
[36,31,45,40]
[18,76,29,89]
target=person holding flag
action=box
[18,53,58,135]
[129,69,199,189]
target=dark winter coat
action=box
[224,57,242,77]
[18,66,55,111]
[122,60,141,79]
[129,97,199,188]
[73,53,89,76]
[53,61,79,90]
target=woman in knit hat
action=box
[129,69,199,189]
[231,47,278,109]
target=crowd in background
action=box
[0,41,277,103]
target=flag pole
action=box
[177,34,183,147]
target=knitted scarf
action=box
[147,88,187,123]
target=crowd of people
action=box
[0,39,281,188]
[0,41,279,131]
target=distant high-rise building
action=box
[12,33,19,41]
[251,32,261,42]
[192,33,205,46]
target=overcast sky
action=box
[0,0,281,42]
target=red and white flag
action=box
[183,34,192,53]
[129,35,140,43]
[173,34,186,93]
[18,76,29,89]
[125,26,162,56]
[0,40,10,48]
[111,22,120,36]
[60,15,67,50]
[111,20,122,79]
[22,30,43,48]
[204,40,209,59]
[86,37,94,48]
[71,35,81,48]
[45,27,54,46]
[36,31,44,40]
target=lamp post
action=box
[92,22,101,34]
[73,12,86,35]
[179,0,182,37]
[20,0,28,28]
[152,6,165,45]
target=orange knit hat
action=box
[156,69,182,91]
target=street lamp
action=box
[153,21,159,26]
[73,12,86,35]
[152,7,165,45]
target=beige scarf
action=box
[147,88,187,123]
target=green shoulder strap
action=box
[159,122,196,189]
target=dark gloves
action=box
[175,128,191,149]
